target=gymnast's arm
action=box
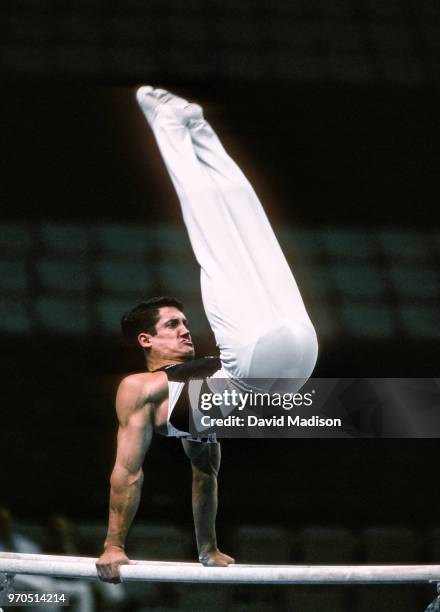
[96,372,166,582]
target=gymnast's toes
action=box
[135,85,160,122]
[136,85,203,125]
[136,85,154,103]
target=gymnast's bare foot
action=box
[199,549,235,567]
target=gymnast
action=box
[96,87,318,582]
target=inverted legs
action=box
[136,88,318,381]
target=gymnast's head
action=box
[121,296,195,369]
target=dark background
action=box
[0,0,439,540]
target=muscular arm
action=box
[182,440,235,567]
[104,413,151,550]
[96,373,165,582]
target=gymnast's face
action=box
[139,306,195,361]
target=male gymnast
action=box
[96,87,318,582]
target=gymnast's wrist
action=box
[104,538,126,550]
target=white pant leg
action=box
[140,99,318,381]
[187,117,318,378]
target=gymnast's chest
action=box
[154,380,185,431]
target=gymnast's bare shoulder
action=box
[115,371,169,426]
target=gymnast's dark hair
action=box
[121,296,184,347]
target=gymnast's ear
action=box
[138,332,152,349]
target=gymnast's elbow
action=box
[110,465,144,494]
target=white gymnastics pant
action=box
[137,89,318,383]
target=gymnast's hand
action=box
[199,548,235,567]
[96,545,131,583]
